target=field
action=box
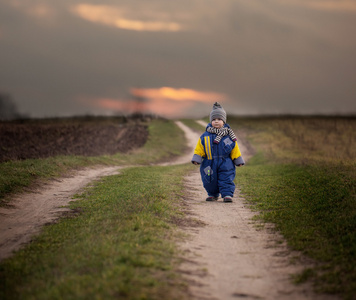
[228,115,356,298]
[229,116,355,163]
[0,116,149,162]
[0,115,355,299]
[0,116,186,204]
[0,116,191,299]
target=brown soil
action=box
[0,116,151,260]
[0,117,148,162]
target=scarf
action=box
[207,126,237,144]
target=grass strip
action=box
[180,119,205,132]
[0,164,193,300]
[237,155,356,296]
[0,119,186,205]
[230,116,356,299]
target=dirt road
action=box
[178,121,337,300]
[0,121,337,299]
[0,166,122,260]
[0,121,196,261]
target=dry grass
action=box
[228,115,356,299]
[230,116,356,164]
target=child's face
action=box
[212,118,224,129]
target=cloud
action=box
[94,97,192,117]
[130,87,227,103]
[96,98,146,112]
[27,4,54,18]
[308,0,356,12]
[71,4,182,31]
[5,1,55,19]
[1,1,355,118]
[277,0,356,12]
[80,86,226,117]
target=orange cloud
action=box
[130,87,227,103]
[79,86,226,118]
[148,98,194,116]
[97,98,147,112]
[87,97,192,118]
[71,4,181,32]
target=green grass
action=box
[2,116,355,299]
[229,116,356,299]
[230,115,355,163]
[238,160,356,297]
[0,164,194,300]
[131,119,186,165]
[180,119,205,132]
[0,119,186,205]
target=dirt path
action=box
[178,120,337,300]
[0,121,200,261]
[0,121,338,299]
[0,166,121,260]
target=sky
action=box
[1,0,356,119]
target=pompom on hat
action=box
[210,102,226,123]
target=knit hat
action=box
[210,102,226,123]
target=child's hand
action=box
[192,161,199,165]
[237,164,242,167]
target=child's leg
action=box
[201,165,220,198]
[217,169,235,198]
[202,179,219,198]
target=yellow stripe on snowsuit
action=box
[204,136,212,160]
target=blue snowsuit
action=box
[191,123,245,198]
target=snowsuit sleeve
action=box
[191,138,205,164]
[230,141,245,166]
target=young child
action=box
[191,102,244,202]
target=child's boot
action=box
[223,196,233,202]
[206,196,218,201]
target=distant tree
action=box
[0,93,21,120]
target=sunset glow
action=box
[71,4,182,31]
[82,86,226,117]
[96,97,193,117]
[130,87,227,103]
[97,98,148,112]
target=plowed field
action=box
[0,117,149,162]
